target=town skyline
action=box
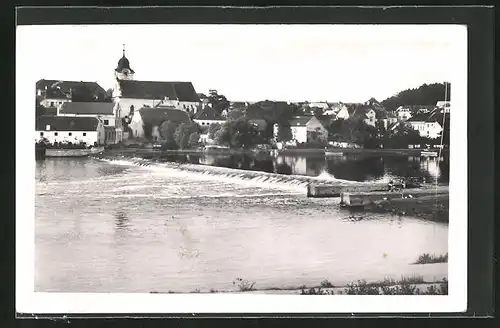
[19,24,459,103]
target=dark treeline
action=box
[381,82,451,111]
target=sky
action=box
[17,24,464,103]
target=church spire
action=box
[123,44,126,57]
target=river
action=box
[35,153,448,293]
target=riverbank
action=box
[149,275,448,295]
[362,190,449,222]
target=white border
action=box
[16,24,467,314]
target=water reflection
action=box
[129,152,450,183]
[114,211,129,231]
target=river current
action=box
[35,155,448,293]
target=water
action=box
[35,155,448,293]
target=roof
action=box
[289,116,314,127]
[137,107,191,126]
[352,106,376,119]
[407,113,431,122]
[116,54,135,73]
[117,80,200,102]
[197,93,208,99]
[226,109,245,120]
[36,116,100,131]
[193,107,223,120]
[59,102,115,115]
[36,79,106,96]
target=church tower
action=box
[115,44,135,80]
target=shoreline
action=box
[103,147,449,157]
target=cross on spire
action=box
[123,44,126,57]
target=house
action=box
[352,107,377,127]
[406,113,443,139]
[436,101,451,113]
[395,106,413,121]
[229,101,250,111]
[193,107,225,127]
[248,119,268,132]
[58,102,123,144]
[128,106,192,140]
[36,79,107,108]
[308,102,330,110]
[275,116,328,143]
[111,46,201,117]
[35,116,105,146]
[333,104,350,120]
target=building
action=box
[128,106,192,140]
[436,101,451,113]
[112,46,201,118]
[352,107,377,127]
[275,116,328,143]
[395,106,413,121]
[58,102,123,144]
[308,102,330,110]
[406,114,443,139]
[35,116,105,146]
[36,79,108,108]
[193,107,225,127]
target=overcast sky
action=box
[17,24,463,103]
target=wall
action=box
[194,119,225,127]
[35,130,100,146]
[336,106,350,120]
[40,98,71,108]
[290,126,307,143]
[409,121,443,139]
[58,114,117,128]
[306,117,328,141]
[114,97,199,117]
[128,111,145,138]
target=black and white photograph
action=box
[16,18,469,314]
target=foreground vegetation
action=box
[412,253,448,264]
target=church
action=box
[112,46,202,120]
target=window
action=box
[50,102,54,107]
[40,132,44,137]
[54,132,58,136]
[68,132,72,136]
[83,133,86,136]
[104,119,109,125]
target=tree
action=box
[216,118,260,149]
[381,82,451,111]
[143,122,153,140]
[208,89,230,114]
[160,120,178,141]
[277,122,293,142]
[188,132,200,148]
[208,122,222,140]
[174,123,199,149]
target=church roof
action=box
[137,107,191,126]
[117,80,201,102]
[36,116,100,131]
[59,102,115,115]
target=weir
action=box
[92,154,374,193]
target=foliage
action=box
[412,253,448,264]
[208,122,222,140]
[188,132,200,148]
[320,279,334,288]
[216,118,260,149]
[381,82,451,111]
[174,123,199,149]
[208,90,230,114]
[277,122,293,142]
[233,278,255,292]
[159,120,178,141]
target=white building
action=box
[57,102,123,144]
[274,116,328,143]
[112,46,201,118]
[406,114,443,139]
[395,106,413,121]
[436,101,451,113]
[35,116,105,146]
[193,107,225,127]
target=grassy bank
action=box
[149,275,448,295]
[363,193,449,222]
